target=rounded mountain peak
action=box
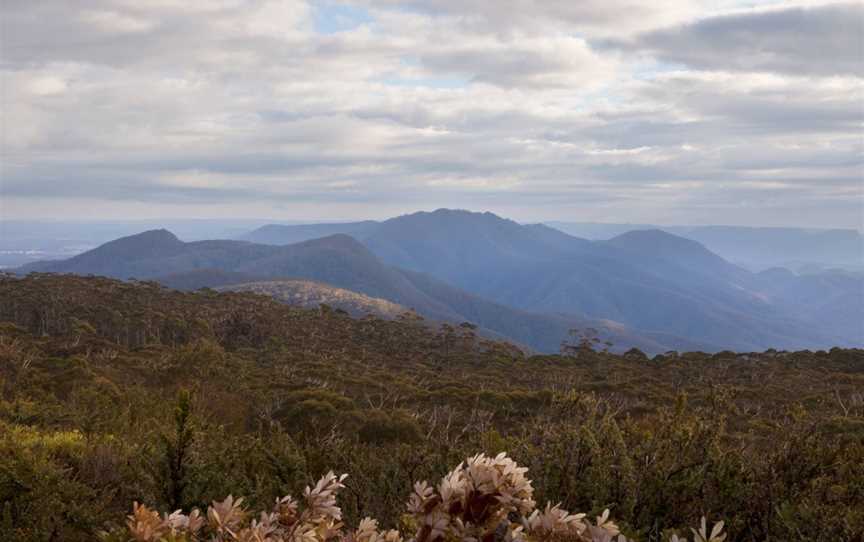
[92,229,184,259]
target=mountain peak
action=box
[98,229,184,255]
[605,229,746,278]
[295,233,369,253]
[382,209,519,233]
[608,229,710,255]
[131,228,180,243]
[429,208,500,218]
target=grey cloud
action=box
[416,39,606,88]
[613,3,864,76]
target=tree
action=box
[160,389,195,510]
[560,328,612,358]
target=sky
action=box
[1,0,862,227]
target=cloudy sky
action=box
[1,0,862,227]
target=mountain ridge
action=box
[16,228,701,353]
[15,209,863,352]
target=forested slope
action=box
[1,274,862,541]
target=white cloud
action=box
[79,10,155,34]
[24,75,68,96]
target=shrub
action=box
[109,453,725,542]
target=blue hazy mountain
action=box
[242,209,862,350]
[355,210,858,350]
[548,221,864,271]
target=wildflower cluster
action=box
[126,472,351,542]
[117,453,724,542]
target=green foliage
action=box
[0,274,862,541]
[160,390,195,511]
[358,410,422,445]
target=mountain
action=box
[241,221,381,245]
[549,221,864,271]
[18,229,186,277]
[358,210,859,351]
[363,210,594,290]
[754,267,864,341]
[604,229,747,279]
[17,231,461,322]
[600,230,758,299]
[239,210,861,351]
[14,228,701,354]
[0,219,283,268]
[680,226,864,270]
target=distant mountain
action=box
[754,267,864,342]
[605,230,745,277]
[549,221,864,271]
[680,226,864,270]
[602,229,754,294]
[363,210,593,290]
[359,210,859,351]
[242,221,380,245]
[240,210,861,351]
[0,219,286,268]
[17,231,461,322]
[18,230,276,280]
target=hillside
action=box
[1,274,862,541]
[214,279,409,319]
[396,268,716,354]
[154,269,263,290]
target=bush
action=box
[109,453,727,542]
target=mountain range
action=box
[15,209,863,353]
[241,210,862,349]
[15,228,688,353]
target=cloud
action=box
[0,0,862,228]
[613,2,864,76]
[359,0,700,37]
[416,36,616,88]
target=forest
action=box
[1,274,862,541]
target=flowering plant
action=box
[116,453,724,542]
